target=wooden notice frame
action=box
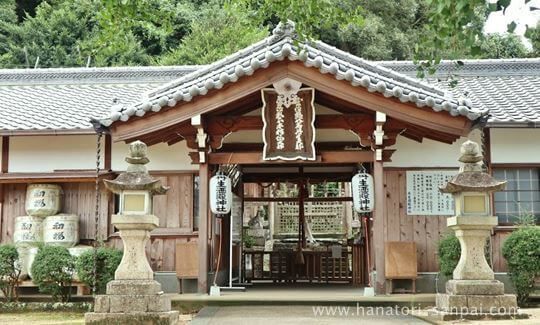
[176,241,199,279]
[385,241,417,279]
[261,86,316,161]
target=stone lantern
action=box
[85,141,178,324]
[435,140,521,320]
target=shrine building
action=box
[0,22,539,295]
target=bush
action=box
[502,226,540,306]
[31,245,75,302]
[75,247,122,294]
[437,233,462,277]
[0,244,21,301]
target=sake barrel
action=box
[13,216,43,247]
[43,214,79,247]
[68,245,92,281]
[26,247,39,279]
[25,184,62,217]
[16,247,30,280]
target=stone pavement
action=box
[190,305,429,325]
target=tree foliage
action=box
[75,247,122,294]
[0,0,534,69]
[0,244,21,302]
[31,245,75,303]
[160,2,267,65]
[479,33,529,59]
[437,233,461,277]
[502,226,540,306]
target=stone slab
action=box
[85,310,179,324]
[446,280,504,295]
[109,294,149,313]
[107,293,172,313]
[106,279,162,295]
[93,295,110,313]
[436,294,467,309]
[437,293,518,315]
[147,294,171,312]
[427,308,528,321]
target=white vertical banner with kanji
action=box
[406,170,456,215]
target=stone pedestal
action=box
[85,215,178,324]
[433,216,522,320]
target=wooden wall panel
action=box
[1,183,25,243]
[151,173,194,232]
[383,169,511,273]
[62,182,110,240]
[492,230,510,272]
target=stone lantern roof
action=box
[104,141,168,195]
[440,140,506,194]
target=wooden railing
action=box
[243,247,362,283]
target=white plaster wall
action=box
[111,141,195,171]
[386,129,482,168]
[490,128,540,164]
[9,135,99,172]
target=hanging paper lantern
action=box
[352,172,374,213]
[210,173,232,215]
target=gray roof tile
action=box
[378,59,540,127]
[0,67,198,133]
[100,22,482,127]
[0,29,538,133]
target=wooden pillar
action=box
[104,134,112,171]
[198,163,209,293]
[373,152,386,294]
[1,136,9,173]
[0,136,7,244]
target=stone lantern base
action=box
[431,216,525,321]
[433,280,523,320]
[85,280,178,324]
[85,214,178,324]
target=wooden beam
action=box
[242,172,354,183]
[286,61,472,136]
[219,142,364,152]
[111,60,470,144]
[1,136,9,173]
[206,151,374,165]
[0,171,115,184]
[198,163,209,294]
[112,61,291,142]
[243,197,352,202]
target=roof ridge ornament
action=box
[269,20,296,42]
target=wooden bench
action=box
[18,280,90,296]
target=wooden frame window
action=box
[493,168,540,224]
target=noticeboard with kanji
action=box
[406,170,456,215]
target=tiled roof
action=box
[379,59,540,127]
[0,66,199,134]
[0,26,538,133]
[99,21,483,127]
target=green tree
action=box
[525,23,540,57]
[478,33,529,59]
[320,0,426,60]
[160,2,267,65]
[0,0,18,59]
[0,1,97,68]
